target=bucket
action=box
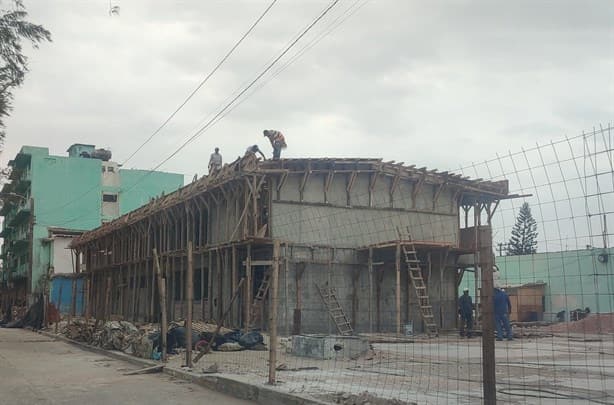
[404,322,413,336]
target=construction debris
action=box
[122,365,164,376]
[332,391,413,405]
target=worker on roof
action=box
[245,144,266,160]
[263,129,287,160]
[458,288,474,338]
[208,147,222,173]
[494,287,513,341]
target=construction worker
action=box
[208,147,222,173]
[458,288,473,338]
[245,144,266,160]
[263,129,287,160]
[494,287,513,341]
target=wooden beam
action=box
[324,169,334,203]
[244,244,252,332]
[299,162,311,202]
[185,241,193,368]
[153,248,168,362]
[395,242,401,335]
[268,240,280,384]
[411,172,426,209]
[432,181,447,210]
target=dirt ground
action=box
[171,330,614,405]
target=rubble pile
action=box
[92,320,140,351]
[61,318,96,342]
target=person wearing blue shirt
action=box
[494,287,513,341]
[458,288,474,338]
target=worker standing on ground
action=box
[245,144,266,160]
[494,287,513,341]
[263,129,287,160]
[208,147,222,173]
[458,288,473,338]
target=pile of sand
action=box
[548,313,614,334]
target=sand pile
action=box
[548,313,614,334]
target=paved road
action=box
[0,328,254,405]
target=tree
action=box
[507,202,538,255]
[0,0,51,145]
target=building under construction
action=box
[70,155,511,335]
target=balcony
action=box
[8,199,31,227]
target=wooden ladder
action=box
[315,283,353,336]
[398,229,438,337]
[249,269,271,329]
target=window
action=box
[102,193,118,202]
[101,166,105,173]
[107,166,115,173]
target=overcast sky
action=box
[2,0,613,180]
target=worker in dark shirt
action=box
[245,144,266,160]
[458,288,474,338]
[494,287,513,341]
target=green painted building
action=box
[0,144,184,304]
[459,247,613,321]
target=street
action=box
[0,328,253,405]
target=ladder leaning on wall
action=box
[315,283,354,336]
[398,228,439,337]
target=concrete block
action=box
[292,334,369,360]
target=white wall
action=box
[52,236,74,274]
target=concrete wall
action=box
[460,247,614,321]
[277,245,458,335]
[271,171,458,247]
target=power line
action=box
[208,0,369,130]
[120,0,279,166]
[122,0,342,194]
[33,0,278,219]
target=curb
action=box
[37,330,326,405]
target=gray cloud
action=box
[2,0,612,179]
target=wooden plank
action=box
[396,242,401,335]
[268,240,280,384]
[153,248,168,362]
[123,365,164,376]
[186,241,193,368]
[244,244,252,332]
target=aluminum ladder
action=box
[315,283,353,336]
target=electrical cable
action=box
[120,0,279,166]
[121,0,342,195]
[32,0,278,219]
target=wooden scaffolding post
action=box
[207,252,213,320]
[105,276,112,322]
[479,223,496,403]
[153,248,168,362]
[84,274,91,321]
[368,247,373,333]
[231,245,238,326]
[70,277,77,320]
[268,240,280,385]
[395,242,401,335]
[244,244,252,332]
[186,241,194,368]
